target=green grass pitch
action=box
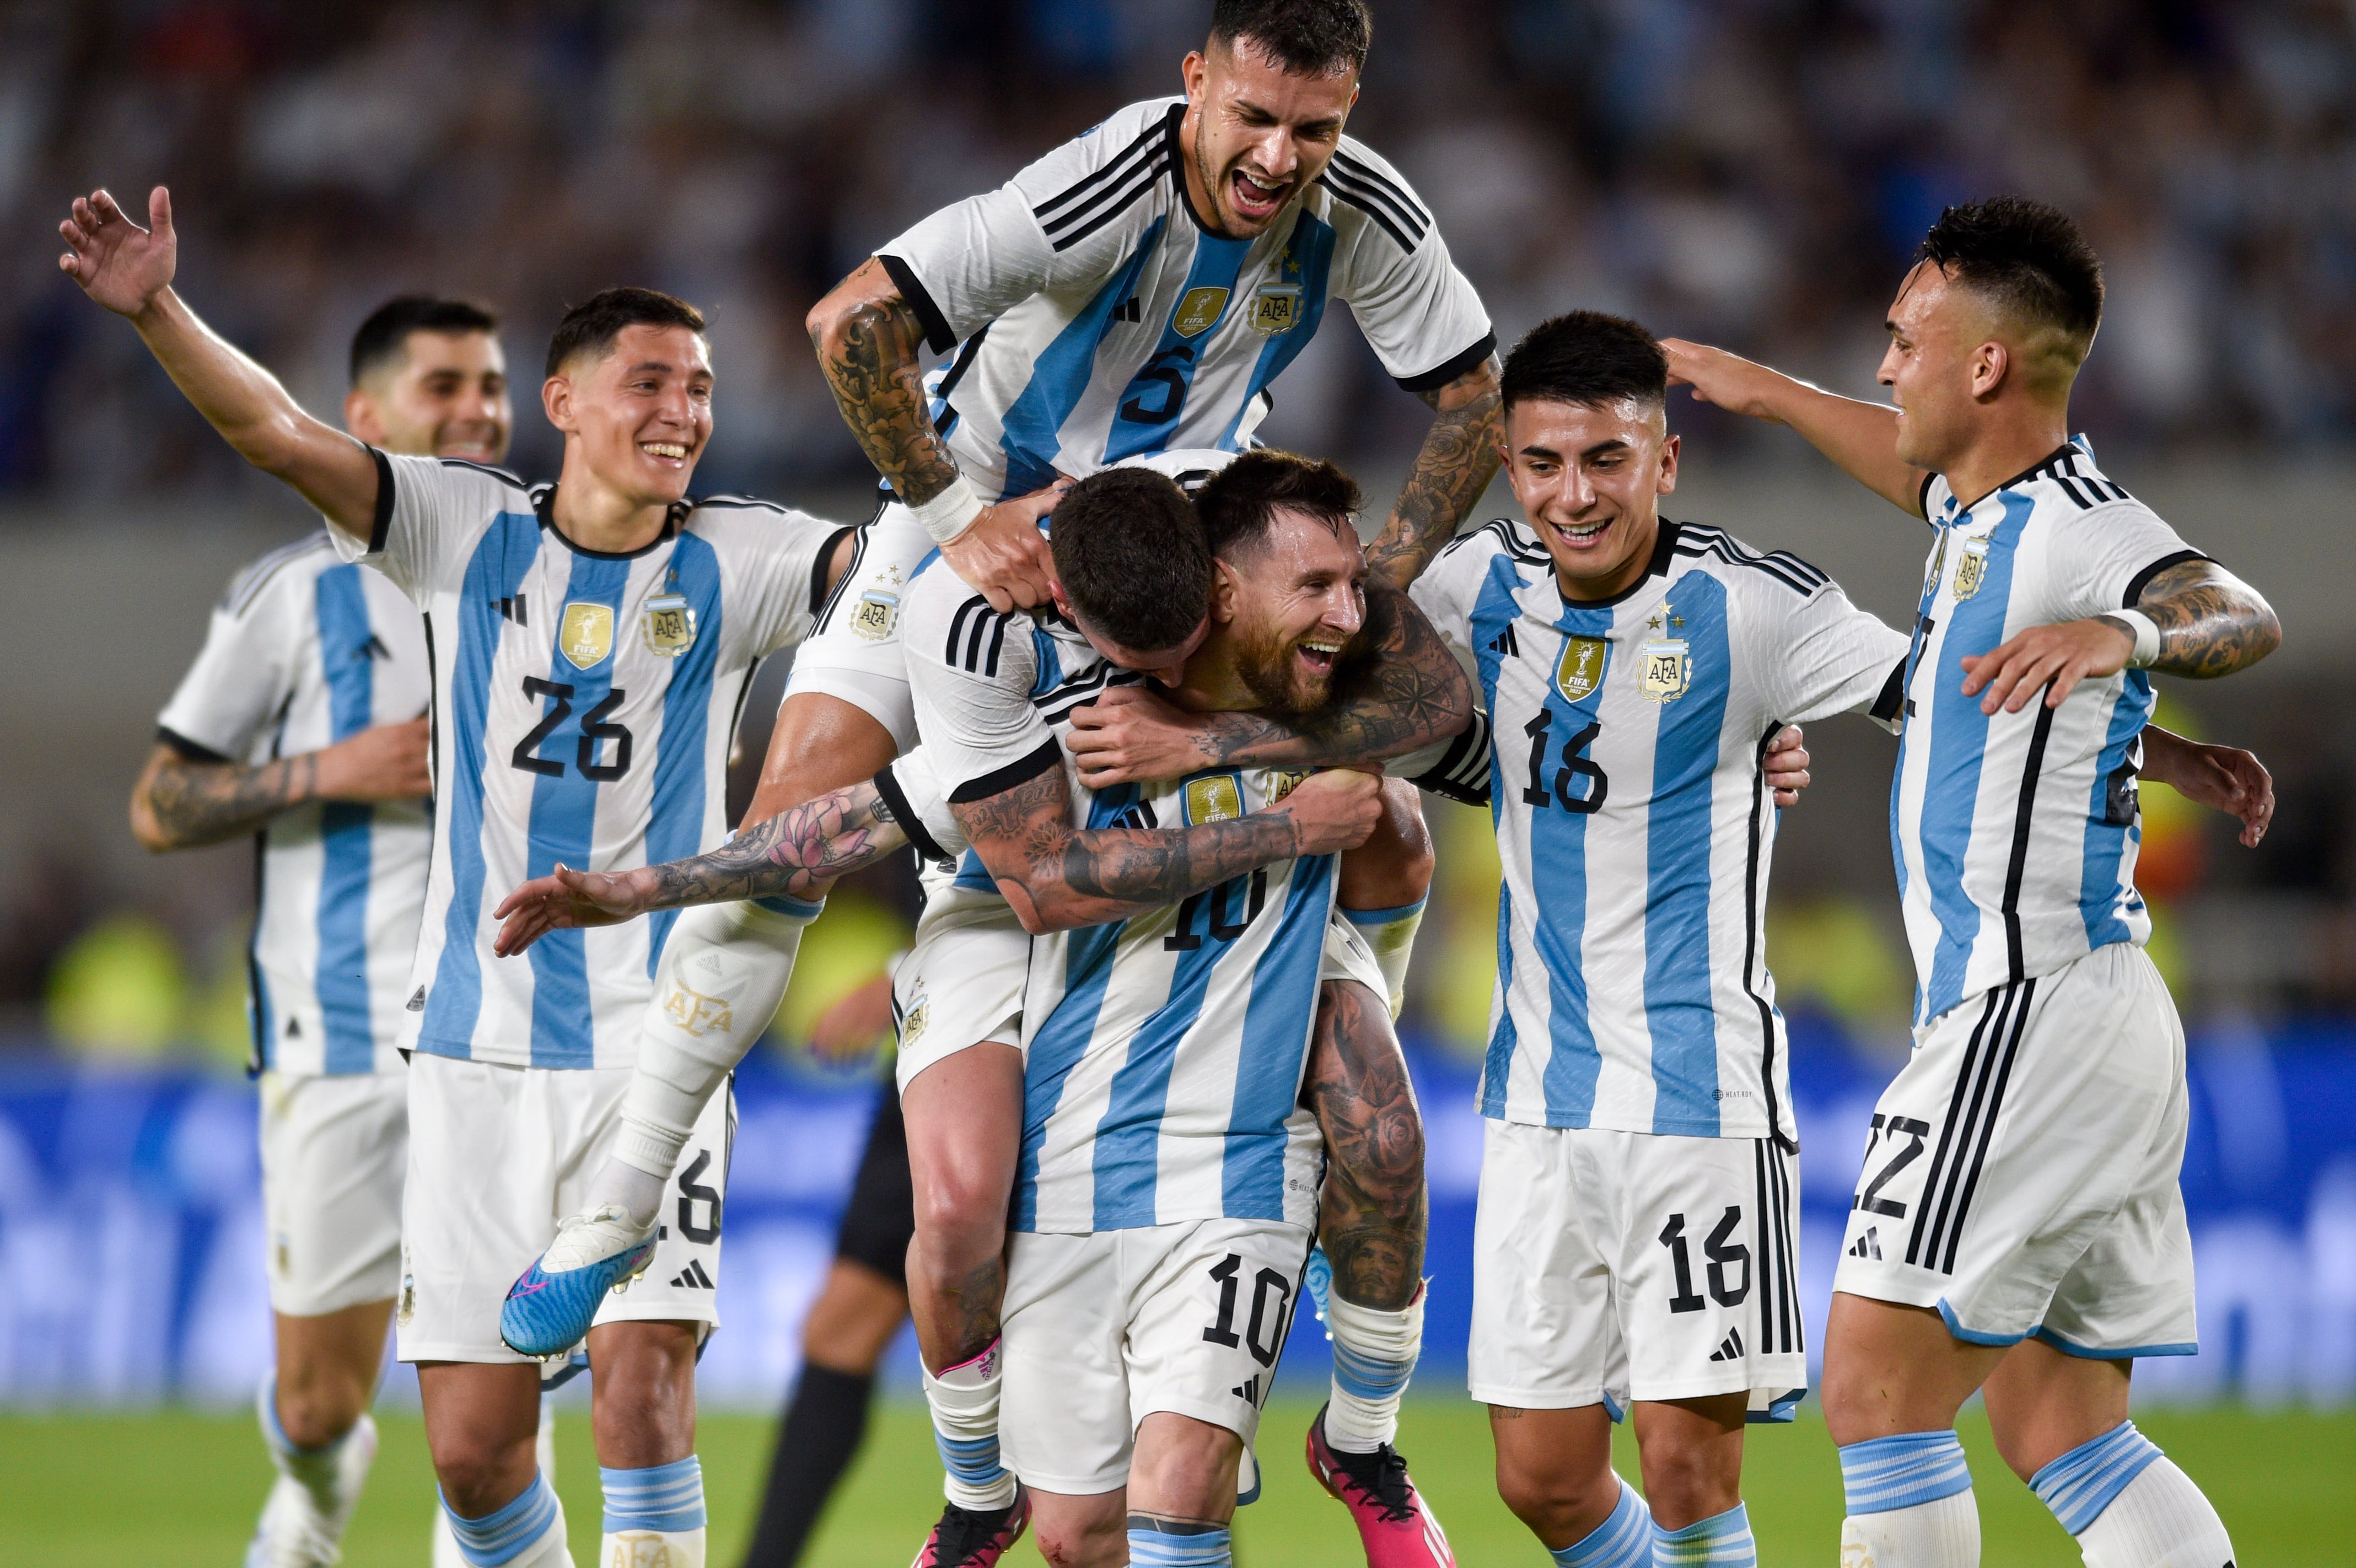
[2,1400,2347,1564]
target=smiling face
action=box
[1503,395,1679,603]
[1180,37,1358,238]
[542,322,712,507]
[1213,503,1368,715]
[1878,260,1998,475]
[346,328,510,462]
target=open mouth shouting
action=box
[1228,164,1292,226]
[1295,636,1343,679]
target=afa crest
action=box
[642,592,698,657]
[900,995,928,1047]
[1182,772,1245,825]
[662,980,732,1038]
[1265,768,1312,804]
[558,602,614,670]
[1555,635,1608,703]
[1638,599,1690,703]
[1952,535,1991,600]
[1172,285,1230,338]
[850,590,900,642]
[1250,284,1303,335]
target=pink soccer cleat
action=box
[910,1485,1030,1568]
[1305,1403,1456,1567]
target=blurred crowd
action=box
[0,0,2351,500]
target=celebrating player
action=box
[1666,197,2278,1568]
[62,185,859,1568]
[133,296,510,1568]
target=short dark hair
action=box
[1500,311,1668,414]
[545,287,707,379]
[348,296,498,388]
[1050,467,1214,652]
[1919,197,2104,352]
[1209,0,1371,76]
[1193,449,1362,561]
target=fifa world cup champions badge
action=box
[1639,599,1690,703]
[1555,635,1608,703]
[558,602,615,670]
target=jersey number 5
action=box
[1521,711,1609,814]
[512,675,634,781]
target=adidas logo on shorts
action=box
[1708,1328,1745,1364]
[669,1259,715,1290]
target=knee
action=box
[433,1439,536,1519]
[1495,1457,1615,1543]
[912,1170,1008,1265]
[276,1377,367,1451]
[1032,1512,1123,1568]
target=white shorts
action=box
[1001,1217,1316,1495]
[782,501,929,752]
[892,900,1388,1092]
[1470,1120,1806,1416]
[1833,942,2196,1358]
[892,883,1030,1092]
[395,1052,735,1364]
[259,1070,408,1317]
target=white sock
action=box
[256,1372,373,1519]
[924,1340,1018,1511]
[601,1456,707,1567]
[2029,1422,2234,1568]
[1838,1431,1979,1567]
[536,1394,558,1483]
[1343,898,1425,1020]
[1321,1286,1423,1453]
[614,898,817,1198]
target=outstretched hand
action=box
[1959,617,2133,714]
[2144,734,2274,849]
[59,186,177,318]
[491,864,654,957]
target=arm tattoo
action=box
[812,294,961,509]
[1303,978,1426,1310]
[951,763,1305,929]
[142,752,320,849]
[1364,358,1504,590]
[1191,581,1475,767]
[2133,559,2282,679]
[642,782,906,909]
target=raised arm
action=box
[806,258,1059,612]
[954,764,1381,937]
[129,718,431,853]
[2139,724,2273,849]
[1362,356,1504,590]
[58,187,380,540]
[1961,558,2283,715]
[1064,578,1475,787]
[1663,340,1927,516]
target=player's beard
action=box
[1234,618,1364,718]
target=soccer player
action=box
[1664,197,2279,1568]
[133,295,504,1567]
[62,185,859,1568]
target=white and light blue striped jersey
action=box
[1413,519,1911,1140]
[158,532,432,1076]
[336,452,849,1069]
[1894,438,2208,1026]
[877,96,1492,501]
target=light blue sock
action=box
[2027,1421,2162,1535]
[600,1454,707,1533]
[1127,1518,1231,1566]
[439,1472,561,1567]
[1838,1430,1974,1515]
[1653,1501,1755,1566]
[1552,1474,1652,1567]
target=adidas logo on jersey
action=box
[1847,1226,1882,1261]
[669,1259,715,1290]
[1231,1376,1261,1404]
[407,987,426,1012]
[1708,1328,1745,1364]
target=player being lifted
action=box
[62,186,858,1568]
[513,2,1505,1560]
[133,297,518,1568]
[1667,198,2278,1568]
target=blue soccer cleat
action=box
[500,1203,658,1357]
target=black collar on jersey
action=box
[1944,441,2078,516]
[1552,519,1682,614]
[529,483,690,560]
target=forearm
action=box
[1190,584,1473,768]
[809,266,962,511]
[134,750,320,851]
[1720,358,1923,515]
[1364,359,1504,590]
[2129,561,2282,679]
[2136,725,2196,789]
[638,784,907,911]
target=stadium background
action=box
[0,1,2352,1562]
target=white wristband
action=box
[906,474,986,545]
[2109,607,2162,668]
